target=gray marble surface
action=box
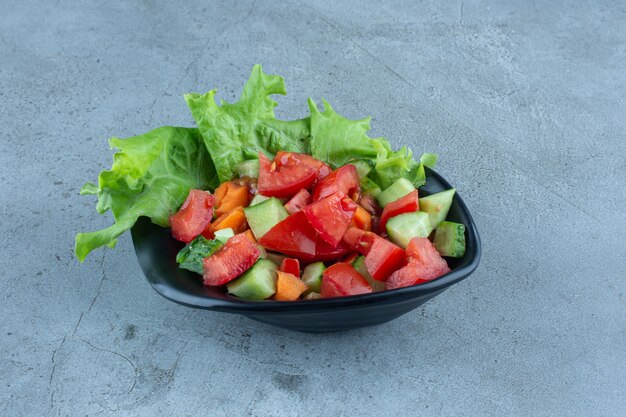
[2,1,625,416]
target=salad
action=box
[76,65,466,301]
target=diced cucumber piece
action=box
[301,262,325,293]
[235,159,260,178]
[176,236,223,275]
[419,189,455,229]
[226,259,278,300]
[434,221,466,257]
[213,228,234,243]
[303,292,321,300]
[244,197,288,239]
[265,252,287,265]
[360,177,382,197]
[351,160,372,178]
[377,178,416,207]
[250,194,271,206]
[386,212,433,248]
[352,256,385,291]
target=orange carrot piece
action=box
[242,229,256,243]
[214,182,229,206]
[274,271,309,301]
[211,206,248,234]
[215,182,250,217]
[350,205,372,231]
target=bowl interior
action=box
[131,167,481,330]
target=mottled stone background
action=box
[1,1,624,416]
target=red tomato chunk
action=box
[257,152,318,198]
[320,263,373,298]
[342,227,406,281]
[379,189,419,232]
[280,258,301,277]
[284,188,312,214]
[303,191,357,247]
[259,211,351,262]
[386,238,450,290]
[203,234,261,286]
[169,189,215,243]
[312,164,360,202]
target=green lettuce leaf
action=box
[307,99,430,190]
[185,64,310,183]
[75,126,217,262]
[308,98,377,167]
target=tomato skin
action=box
[379,190,420,232]
[202,233,261,286]
[364,238,406,281]
[258,211,351,262]
[284,188,312,215]
[320,263,373,298]
[280,258,301,277]
[277,151,331,186]
[302,191,357,247]
[341,227,406,281]
[169,190,215,243]
[257,152,318,198]
[386,238,450,290]
[312,164,360,202]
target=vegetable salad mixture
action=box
[76,65,466,300]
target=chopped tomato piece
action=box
[280,258,301,277]
[169,189,215,243]
[303,191,357,247]
[312,164,360,202]
[386,238,450,290]
[202,234,261,286]
[277,151,331,186]
[350,205,372,231]
[342,227,405,281]
[284,188,312,215]
[258,211,351,262]
[257,152,318,198]
[379,190,419,231]
[275,271,308,301]
[214,181,250,217]
[320,263,373,298]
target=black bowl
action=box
[131,168,481,332]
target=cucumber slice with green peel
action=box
[244,197,289,239]
[249,194,271,206]
[213,228,234,243]
[360,177,382,197]
[377,178,416,207]
[434,221,466,257]
[419,189,456,229]
[301,262,325,293]
[226,259,278,300]
[303,292,321,300]
[235,159,260,178]
[386,211,433,248]
[351,160,372,178]
[352,256,385,291]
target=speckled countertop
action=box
[2,1,625,416]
